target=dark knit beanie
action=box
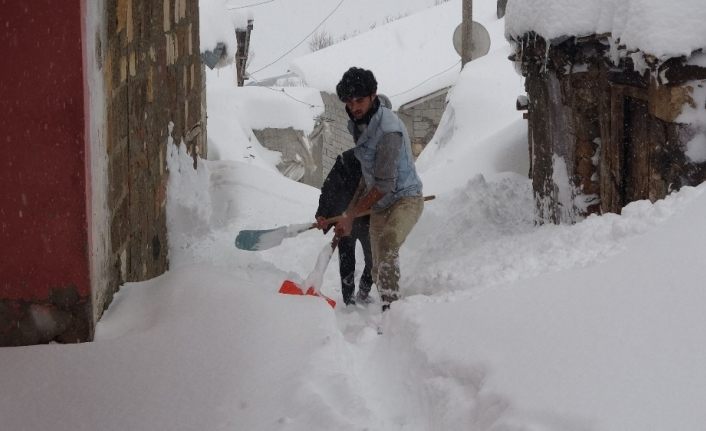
[336,67,378,101]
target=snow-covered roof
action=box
[199,0,252,62]
[505,0,706,59]
[289,2,462,110]
[207,67,324,134]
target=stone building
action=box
[507,8,706,224]
[317,92,360,183]
[398,87,451,157]
[253,126,324,187]
[251,90,357,189]
[281,1,460,187]
[253,88,449,189]
[249,88,336,189]
[0,0,205,346]
[314,90,449,177]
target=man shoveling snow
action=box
[322,67,425,313]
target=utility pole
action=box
[461,0,473,67]
[235,19,254,86]
[497,0,507,18]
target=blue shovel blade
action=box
[235,227,285,251]
[235,223,313,251]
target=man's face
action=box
[345,94,376,120]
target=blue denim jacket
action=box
[349,106,423,210]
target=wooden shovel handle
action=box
[324,195,435,225]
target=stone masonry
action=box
[398,88,449,157]
[253,127,323,187]
[102,0,205,315]
[255,90,444,189]
[320,92,356,181]
[252,92,352,188]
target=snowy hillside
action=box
[202,0,450,79]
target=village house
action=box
[247,1,465,188]
[0,0,206,346]
[505,0,706,223]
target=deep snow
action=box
[2,1,706,430]
[505,0,706,59]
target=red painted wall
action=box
[0,1,90,300]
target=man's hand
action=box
[334,212,354,237]
[314,216,329,230]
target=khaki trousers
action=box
[369,196,424,304]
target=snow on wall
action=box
[677,82,706,129]
[685,133,706,163]
[505,0,706,59]
[679,82,706,163]
[199,0,245,58]
[551,154,575,223]
[166,123,213,254]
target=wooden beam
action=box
[659,57,706,85]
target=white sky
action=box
[3,1,706,430]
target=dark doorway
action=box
[622,96,651,206]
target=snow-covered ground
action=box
[3,1,706,430]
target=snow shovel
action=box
[278,235,340,308]
[235,214,345,251]
[235,195,435,251]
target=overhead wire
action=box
[248,0,346,76]
[264,87,323,108]
[234,0,462,107]
[226,0,275,10]
[389,60,462,99]
[247,60,463,110]
[246,76,323,108]
[236,0,461,111]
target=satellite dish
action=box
[453,21,491,61]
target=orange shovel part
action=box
[279,280,303,295]
[279,280,337,308]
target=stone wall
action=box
[103,0,205,310]
[319,90,444,179]
[256,90,444,189]
[251,92,352,189]
[253,127,322,187]
[0,0,204,346]
[398,89,449,157]
[320,92,356,180]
